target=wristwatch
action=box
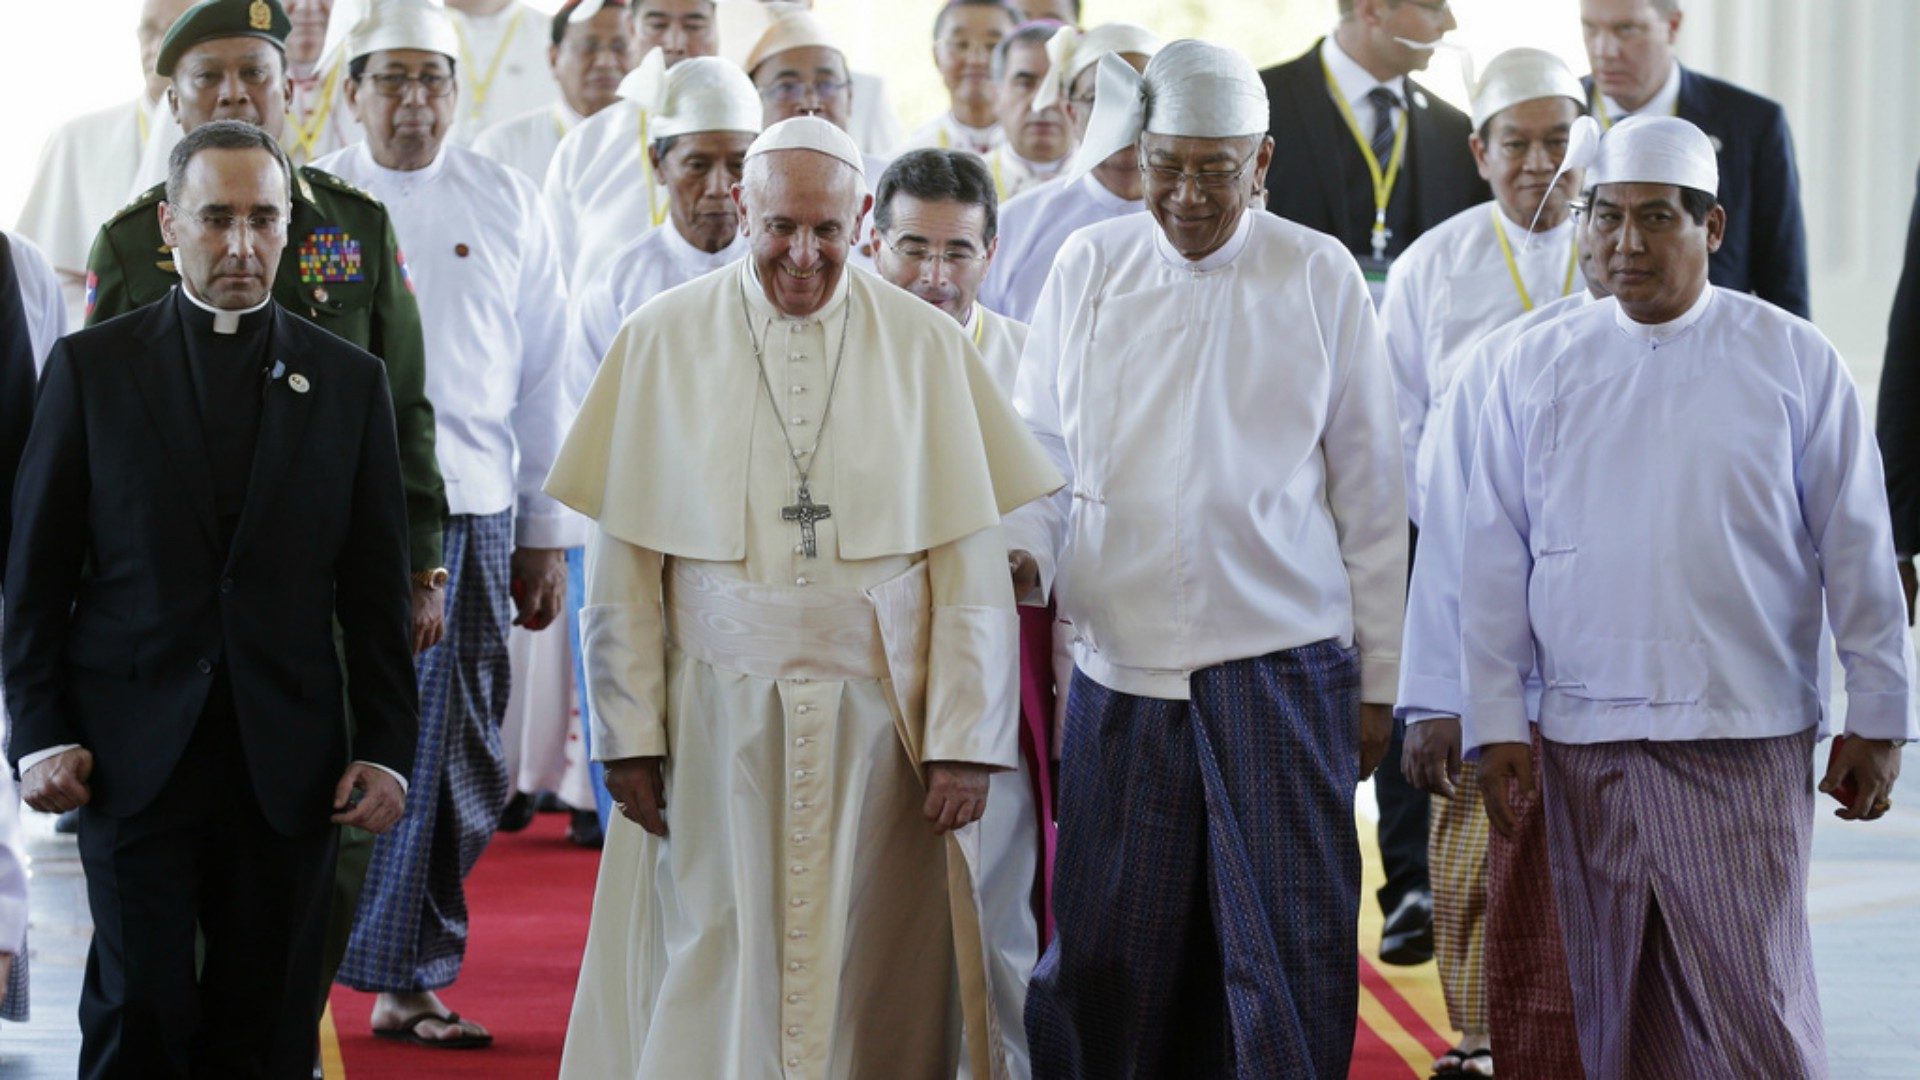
[411,567,450,590]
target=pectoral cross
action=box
[782,483,831,559]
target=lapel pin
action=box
[1413,90,1430,110]
[289,373,310,394]
[270,359,286,380]
[1709,135,1724,153]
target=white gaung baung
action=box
[564,49,762,383]
[541,46,710,286]
[979,22,1162,322]
[443,0,560,145]
[1381,47,1587,525]
[550,118,1062,1080]
[1011,42,1405,1077]
[1460,115,1918,1080]
[14,97,163,323]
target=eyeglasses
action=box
[359,72,455,99]
[760,78,849,105]
[1139,144,1262,193]
[883,237,988,269]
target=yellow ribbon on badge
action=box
[1492,202,1578,313]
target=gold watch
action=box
[411,567,450,590]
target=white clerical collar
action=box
[1323,34,1397,111]
[663,216,747,271]
[356,139,450,186]
[1154,207,1256,273]
[1079,170,1144,211]
[1601,59,1681,123]
[742,255,852,327]
[1613,282,1714,345]
[177,278,272,334]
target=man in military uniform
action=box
[81,0,449,1029]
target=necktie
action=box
[0,233,39,570]
[1367,86,1402,163]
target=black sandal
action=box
[371,1010,494,1049]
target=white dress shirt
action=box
[1008,209,1407,701]
[849,70,905,155]
[569,220,748,395]
[15,96,157,323]
[473,102,583,186]
[901,111,1003,156]
[542,99,668,285]
[969,301,1027,394]
[1322,33,1407,140]
[8,232,67,369]
[313,142,575,548]
[1462,288,1919,748]
[980,171,1144,324]
[1382,201,1584,523]
[446,1,561,146]
[1597,59,1682,125]
[982,145,1066,206]
[1397,290,1591,724]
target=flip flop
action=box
[372,1010,493,1049]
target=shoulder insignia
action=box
[107,182,165,224]
[302,167,381,206]
[299,227,365,284]
[84,271,98,320]
[297,172,316,204]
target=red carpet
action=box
[326,812,599,1078]
[324,809,1451,1077]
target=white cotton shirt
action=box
[1461,288,1919,747]
[1008,209,1407,702]
[849,70,905,155]
[542,99,669,285]
[446,1,561,146]
[15,97,156,323]
[980,171,1144,324]
[901,110,1003,156]
[982,145,1066,207]
[1382,201,1584,523]
[1322,33,1405,138]
[969,301,1027,395]
[473,102,583,186]
[1397,290,1592,723]
[569,221,748,395]
[8,232,67,370]
[282,59,362,168]
[313,142,575,548]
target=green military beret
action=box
[155,0,292,78]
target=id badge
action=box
[1360,253,1393,309]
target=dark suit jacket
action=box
[1260,40,1489,259]
[1584,67,1810,317]
[1877,165,1920,554]
[3,293,417,836]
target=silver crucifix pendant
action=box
[781,483,832,559]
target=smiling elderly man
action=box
[1010,40,1406,1078]
[548,116,1059,1079]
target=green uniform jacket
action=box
[86,166,447,572]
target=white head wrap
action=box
[1469,47,1585,131]
[341,0,459,65]
[746,115,865,181]
[621,47,763,140]
[1032,22,1163,115]
[1067,39,1267,181]
[1524,114,1717,239]
[717,0,842,75]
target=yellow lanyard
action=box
[990,149,1008,203]
[1323,54,1407,260]
[1590,86,1679,130]
[1491,203,1578,313]
[551,104,572,140]
[636,107,668,228]
[137,101,150,147]
[284,59,342,164]
[937,125,950,150]
[971,306,987,347]
[453,7,526,121]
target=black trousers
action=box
[1375,523,1431,917]
[76,670,338,1080]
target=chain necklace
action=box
[739,273,854,558]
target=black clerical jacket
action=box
[2,291,417,836]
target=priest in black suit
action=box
[1258,0,1490,969]
[1259,0,1489,289]
[3,120,417,1079]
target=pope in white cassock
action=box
[548,116,1060,1079]
[472,0,639,186]
[1009,41,1406,1077]
[569,50,760,382]
[1463,115,1914,1080]
[978,21,1160,324]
